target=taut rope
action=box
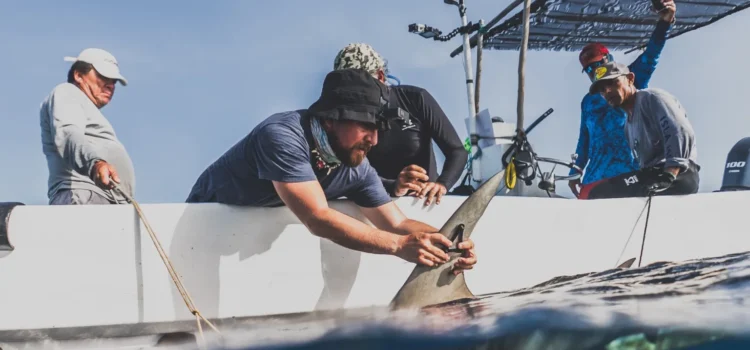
[111,183,221,348]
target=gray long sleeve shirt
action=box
[625,88,699,172]
[39,83,135,203]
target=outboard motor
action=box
[720,137,750,191]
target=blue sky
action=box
[1,1,748,205]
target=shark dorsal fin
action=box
[390,170,505,309]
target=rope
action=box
[613,196,650,268]
[613,193,655,268]
[110,183,221,348]
[638,193,654,268]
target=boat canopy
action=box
[451,0,750,55]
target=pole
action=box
[474,19,484,115]
[458,0,481,183]
[517,0,532,134]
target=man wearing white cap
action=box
[39,48,135,205]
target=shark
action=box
[390,169,506,310]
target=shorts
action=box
[49,189,116,205]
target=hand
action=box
[665,166,680,177]
[91,160,120,190]
[451,238,477,276]
[416,182,447,206]
[394,165,430,197]
[568,179,581,198]
[643,167,677,193]
[395,231,452,267]
[655,0,676,22]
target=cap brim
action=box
[589,74,624,94]
[92,62,128,86]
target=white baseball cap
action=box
[64,48,128,86]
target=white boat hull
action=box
[0,191,748,340]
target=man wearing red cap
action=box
[568,0,676,200]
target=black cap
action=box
[307,68,388,125]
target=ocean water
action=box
[207,250,750,350]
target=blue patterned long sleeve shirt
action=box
[570,20,673,184]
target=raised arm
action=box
[629,1,676,89]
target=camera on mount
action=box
[378,106,413,131]
[376,96,413,131]
[408,23,442,39]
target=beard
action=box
[327,132,372,167]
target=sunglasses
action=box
[582,53,614,74]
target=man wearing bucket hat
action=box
[583,61,699,198]
[568,0,677,200]
[186,69,477,273]
[333,43,467,207]
[39,48,135,205]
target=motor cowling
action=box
[720,137,750,191]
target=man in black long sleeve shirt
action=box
[333,43,468,206]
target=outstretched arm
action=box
[352,162,476,273]
[275,180,453,267]
[275,180,402,255]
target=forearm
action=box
[647,19,672,50]
[391,218,439,236]
[305,207,401,255]
[632,20,672,88]
[436,149,468,189]
[570,141,588,175]
[570,122,589,175]
[661,133,692,171]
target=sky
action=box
[0,1,748,205]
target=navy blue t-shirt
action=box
[185,111,393,208]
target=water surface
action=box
[213,250,750,350]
